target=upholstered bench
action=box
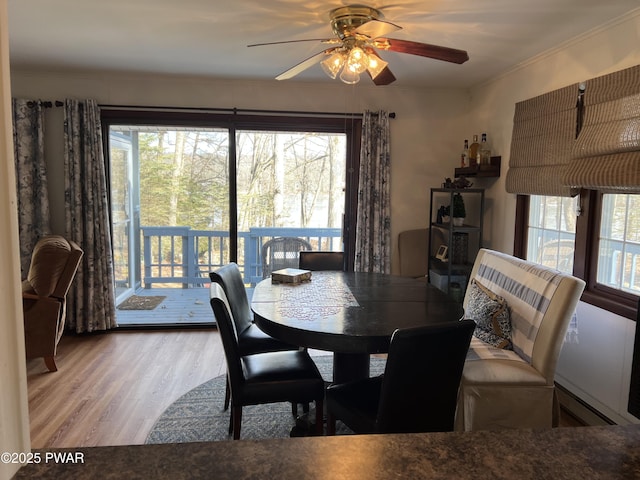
[455,248,585,431]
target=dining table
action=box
[251,271,465,383]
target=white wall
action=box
[0,0,31,477]
[467,9,640,424]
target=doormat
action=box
[117,295,166,311]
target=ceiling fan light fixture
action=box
[320,51,346,79]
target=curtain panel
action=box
[64,99,117,333]
[563,64,640,193]
[354,110,391,274]
[506,84,580,197]
[12,98,51,275]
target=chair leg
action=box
[232,406,243,440]
[315,399,324,436]
[44,356,58,372]
[290,402,310,417]
[326,411,336,436]
[224,375,230,411]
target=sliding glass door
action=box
[104,110,357,326]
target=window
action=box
[598,194,640,295]
[526,195,577,274]
[516,191,639,320]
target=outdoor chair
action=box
[261,237,312,278]
[209,282,325,440]
[326,320,475,435]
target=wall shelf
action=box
[455,156,501,178]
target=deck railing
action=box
[141,226,342,288]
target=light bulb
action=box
[340,68,360,84]
[345,47,369,75]
[366,52,388,80]
[321,51,346,80]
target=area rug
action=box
[117,295,166,310]
[146,356,386,443]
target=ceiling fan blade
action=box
[248,38,337,48]
[368,66,396,86]
[376,38,469,64]
[275,50,331,81]
[354,19,402,39]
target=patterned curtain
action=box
[63,99,117,332]
[12,99,51,276]
[354,110,391,274]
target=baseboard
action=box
[556,383,615,426]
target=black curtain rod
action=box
[27,100,63,108]
[99,104,395,119]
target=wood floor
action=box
[27,328,585,448]
[26,328,224,448]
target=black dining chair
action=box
[209,263,299,412]
[298,251,345,271]
[209,282,325,440]
[326,320,475,435]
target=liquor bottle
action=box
[460,139,469,167]
[468,135,479,167]
[478,133,491,166]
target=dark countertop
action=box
[15,425,640,479]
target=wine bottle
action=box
[469,135,479,167]
[461,139,469,167]
[478,133,491,166]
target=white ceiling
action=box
[7,1,640,88]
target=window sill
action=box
[580,288,638,321]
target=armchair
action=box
[22,235,83,372]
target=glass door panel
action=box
[236,130,346,283]
[108,125,229,325]
[109,132,135,304]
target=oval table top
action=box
[251,271,465,355]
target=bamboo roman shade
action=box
[563,64,640,193]
[506,84,580,197]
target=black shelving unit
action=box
[428,188,484,298]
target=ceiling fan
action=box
[247,4,469,86]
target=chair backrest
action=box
[261,237,312,278]
[538,239,575,272]
[464,248,585,382]
[209,263,253,335]
[209,282,245,390]
[397,229,429,278]
[27,235,83,300]
[376,319,475,433]
[298,251,344,271]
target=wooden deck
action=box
[115,287,219,327]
